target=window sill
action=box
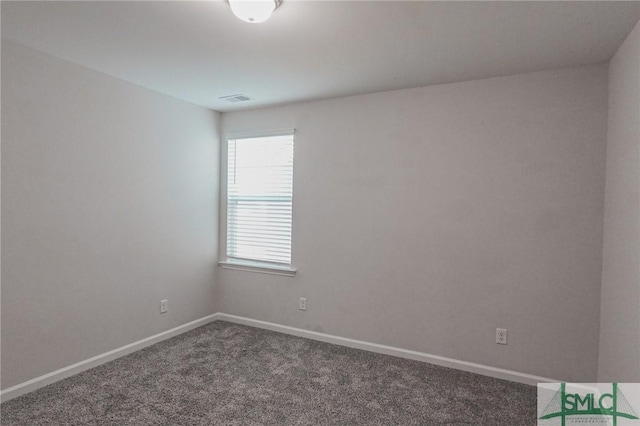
[218,260,297,277]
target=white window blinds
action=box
[226,132,294,266]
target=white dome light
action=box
[229,0,281,24]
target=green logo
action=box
[539,383,639,426]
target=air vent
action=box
[220,94,253,103]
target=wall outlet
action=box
[160,299,168,314]
[496,328,507,345]
[299,297,307,311]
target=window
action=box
[224,132,295,273]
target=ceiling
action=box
[2,1,639,112]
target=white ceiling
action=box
[2,1,639,112]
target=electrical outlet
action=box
[299,297,307,311]
[160,299,168,314]
[496,328,507,345]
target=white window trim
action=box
[219,129,297,277]
[218,259,297,277]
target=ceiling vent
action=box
[220,94,253,103]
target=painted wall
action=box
[1,42,220,389]
[598,21,640,382]
[219,65,609,382]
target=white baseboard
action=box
[0,314,218,403]
[216,313,559,386]
[1,311,557,403]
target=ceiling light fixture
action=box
[229,0,282,24]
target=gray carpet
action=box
[1,321,536,425]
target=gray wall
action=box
[219,65,609,382]
[1,42,220,389]
[2,38,622,389]
[599,21,640,382]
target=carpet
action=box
[1,321,537,425]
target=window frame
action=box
[219,129,297,277]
